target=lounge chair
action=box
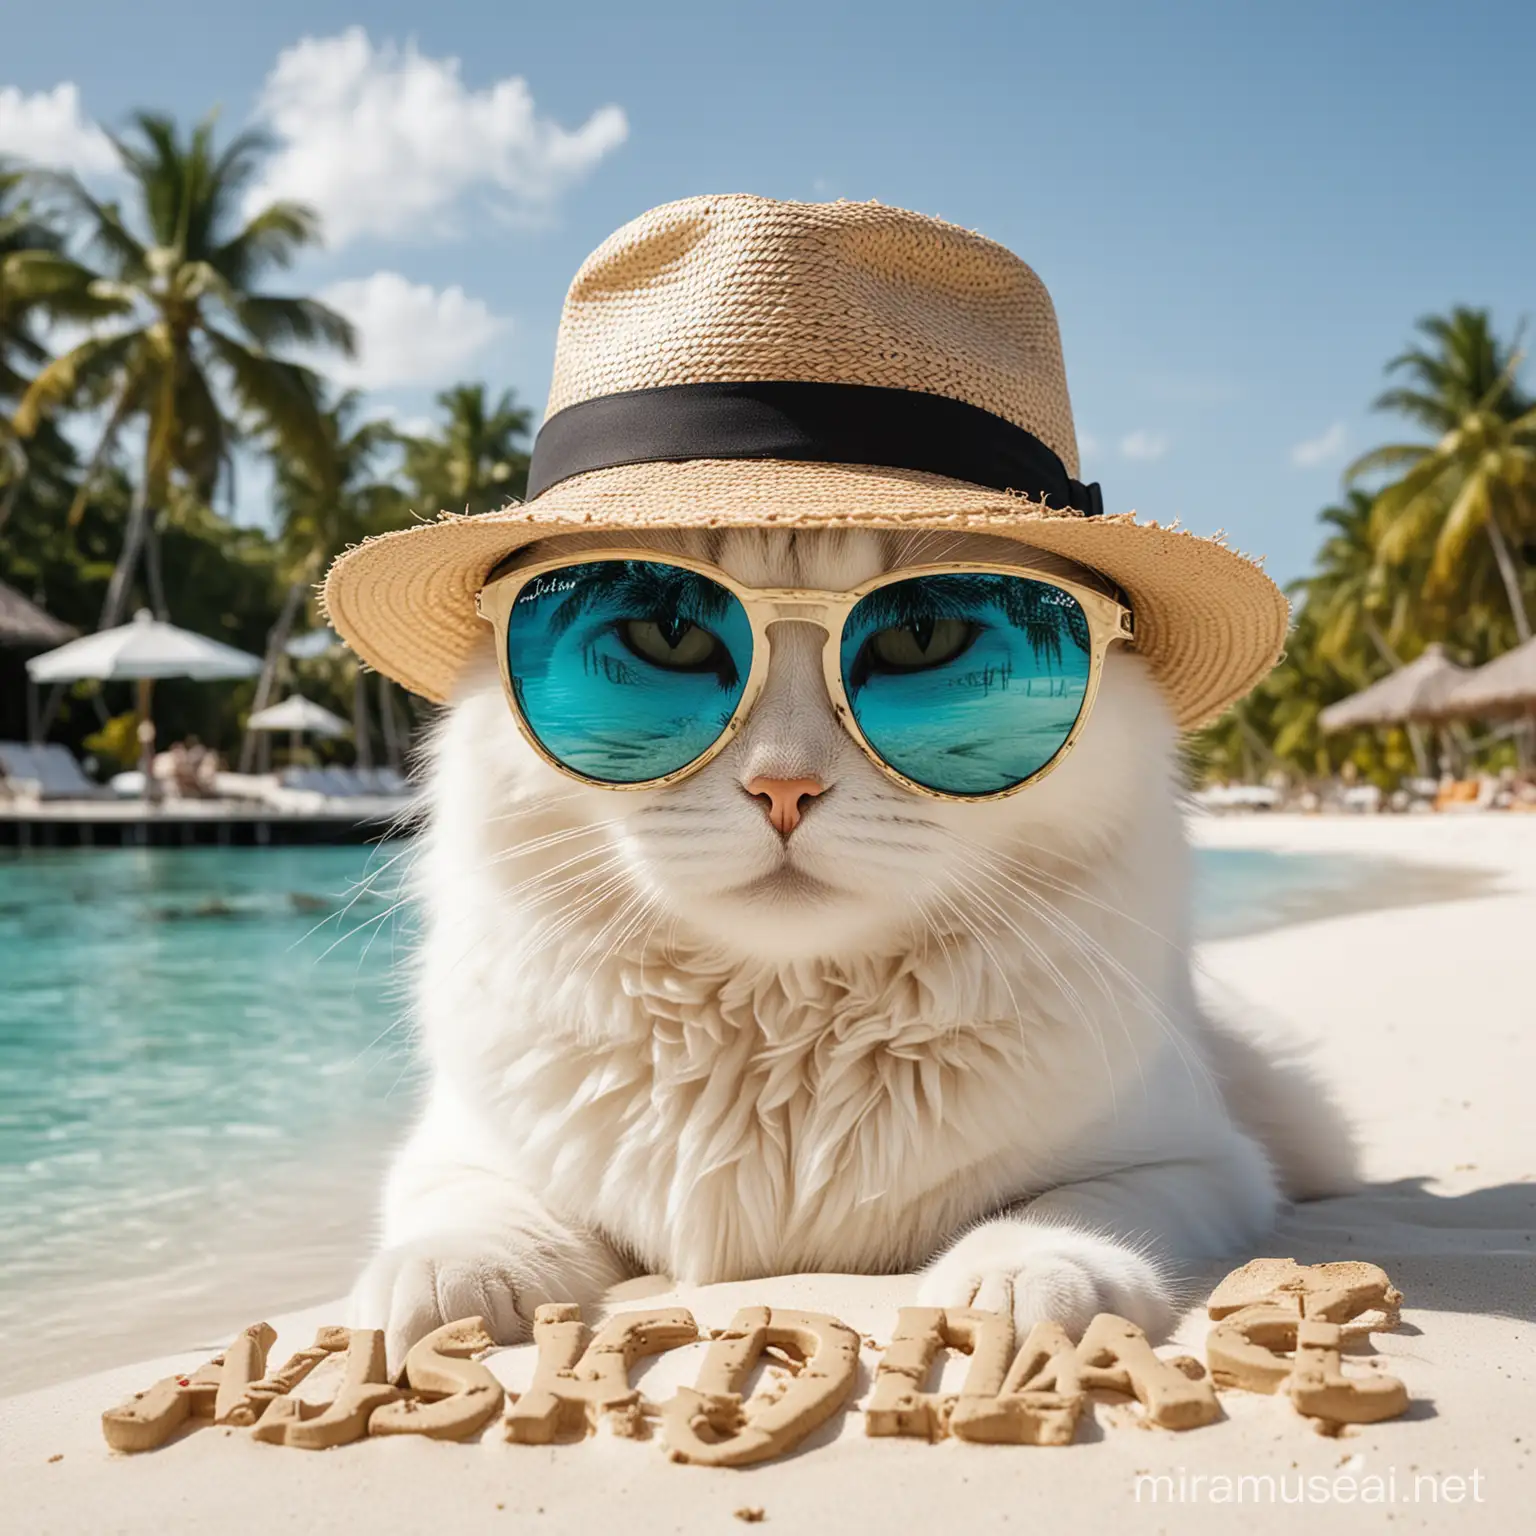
[1433,779,1494,813]
[275,765,410,802]
[0,741,110,800]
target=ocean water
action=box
[0,841,1383,1393]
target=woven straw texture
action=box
[546,195,1079,475]
[323,195,1289,730]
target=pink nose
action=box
[745,776,826,836]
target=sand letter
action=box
[950,1319,1089,1445]
[251,1329,400,1448]
[1074,1313,1219,1430]
[371,1317,505,1440]
[504,1304,699,1443]
[661,1307,860,1467]
[103,1322,277,1452]
[865,1306,1015,1441]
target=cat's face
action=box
[440,528,1177,963]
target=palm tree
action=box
[13,114,355,626]
[1347,308,1535,646]
[239,391,404,770]
[399,383,531,515]
[0,163,124,532]
[1296,491,1404,668]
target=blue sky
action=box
[4,0,1533,583]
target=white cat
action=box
[350,526,1355,1367]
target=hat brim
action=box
[321,458,1288,731]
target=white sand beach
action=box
[5,814,1534,1532]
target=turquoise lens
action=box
[839,573,1092,795]
[506,559,753,784]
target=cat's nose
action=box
[745,776,825,837]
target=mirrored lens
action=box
[839,573,1092,795]
[506,559,753,784]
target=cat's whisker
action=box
[922,881,1026,1031]
[591,890,664,985]
[494,842,627,903]
[484,818,627,868]
[479,787,593,826]
[294,838,419,951]
[521,860,632,927]
[899,892,963,1013]
[312,895,414,966]
[631,898,676,994]
[962,858,1214,1104]
[424,854,633,987]
[523,858,632,911]
[971,851,1204,1062]
[518,869,640,964]
[940,869,1119,1112]
[972,836,1185,950]
[957,864,1136,1107]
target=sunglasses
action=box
[475,550,1134,802]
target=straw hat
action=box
[323,194,1287,728]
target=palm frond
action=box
[1431,470,1493,588]
[21,168,149,280]
[201,326,328,466]
[13,329,142,434]
[213,202,323,283]
[230,294,356,355]
[1345,442,1429,483]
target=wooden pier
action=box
[0,799,413,848]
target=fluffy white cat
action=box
[351,526,1354,1367]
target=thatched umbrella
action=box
[1441,636,1536,719]
[1318,644,1474,733]
[0,579,76,648]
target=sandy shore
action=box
[6,814,1533,1532]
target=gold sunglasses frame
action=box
[475,549,1135,803]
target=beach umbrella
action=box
[1440,636,1536,719]
[1318,645,1473,732]
[247,694,349,736]
[247,694,349,762]
[25,609,262,798]
[285,627,342,660]
[0,578,76,648]
[26,609,264,684]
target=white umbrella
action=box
[285,628,342,660]
[248,694,349,737]
[247,693,350,771]
[26,608,263,684]
[25,610,262,799]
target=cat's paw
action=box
[918,1219,1175,1338]
[349,1234,533,1375]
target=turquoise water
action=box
[0,845,418,1391]
[0,842,1374,1392]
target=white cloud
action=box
[315,272,507,389]
[245,28,628,246]
[1118,429,1169,461]
[1290,421,1347,468]
[0,83,117,175]
[373,406,437,439]
[1076,430,1099,460]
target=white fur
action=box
[351,528,1354,1367]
